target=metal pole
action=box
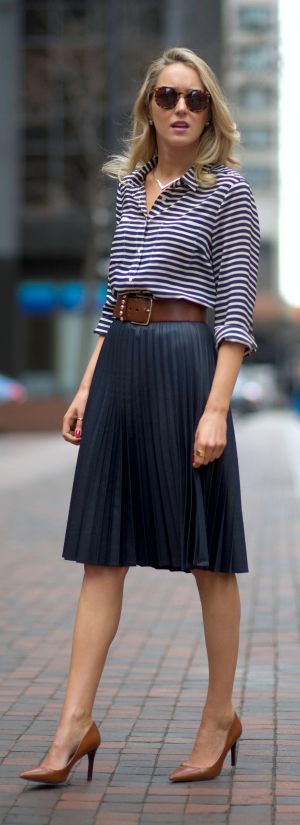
[0,0,21,373]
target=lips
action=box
[171,121,189,129]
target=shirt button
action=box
[129,276,133,282]
[137,247,142,254]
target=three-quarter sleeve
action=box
[94,182,123,337]
[211,179,260,357]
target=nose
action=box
[174,93,188,114]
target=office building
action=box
[223,0,279,299]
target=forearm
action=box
[192,341,245,467]
[79,335,105,392]
[205,341,245,415]
[62,335,105,445]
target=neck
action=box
[153,142,198,180]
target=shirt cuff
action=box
[214,324,257,358]
[93,306,114,336]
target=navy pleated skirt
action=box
[62,318,248,573]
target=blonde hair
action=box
[102,47,240,188]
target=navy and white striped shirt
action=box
[94,154,260,355]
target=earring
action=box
[148,119,153,126]
[205,121,210,127]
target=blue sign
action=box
[17,282,56,315]
[16,281,107,316]
[57,283,85,310]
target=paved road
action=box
[1,410,300,825]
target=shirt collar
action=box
[125,154,199,192]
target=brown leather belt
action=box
[113,293,207,325]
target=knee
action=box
[191,568,236,591]
[83,564,129,584]
[191,568,211,590]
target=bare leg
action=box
[186,569,241,767]
[38,564,128,770]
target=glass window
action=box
[24,48,49,111]
[24,4,49,37]
[24,121,48,144]
[243,166,273,189]
[24,156,48,205]
[238,86,274,110]
[63,4,87,40]
[242,127,273,148]
[64,156,86,206]
[238,5,273,30]
[237,46,274,71]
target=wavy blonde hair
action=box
[102,47,240,188]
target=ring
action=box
[77,417,84,421]
[196,449,205,458]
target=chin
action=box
[163,136,198,152]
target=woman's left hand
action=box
[192,409,227,467]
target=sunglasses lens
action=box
[186,90,209,112]
[154,87,178,109]
[153,86,210,112]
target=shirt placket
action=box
[126,185,148,283]
[128,180,189,284]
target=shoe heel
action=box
[231,740,237,767]
[87,748,97,781]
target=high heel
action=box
[87,747,97,781]
[19,720,101,785]
[169,712,242,782]
[231,739,237,767]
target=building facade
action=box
[1,0,223,390]
[4,1,286,386]
[222,0,279,301]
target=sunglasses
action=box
[152,85,211,113]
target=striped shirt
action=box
[94,154,260,355]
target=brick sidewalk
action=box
[1,410,300,825]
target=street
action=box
[1,409,300,825]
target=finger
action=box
[202,448,214,465]
[192,447,214,467]
[192,448,205,468]
[75,416,84,440]
[62,415,82,444]
[208,444,227,462]
[62,426,81,444]
[192,449,206,468]
[63,432,81,445]
[75,416,84,430]
[210,442,226,461]
[62,412,76,431]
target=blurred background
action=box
[1,0,300,429]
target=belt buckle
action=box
[131,293,153,326]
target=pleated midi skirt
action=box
[62,318,248,573]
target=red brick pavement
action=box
[1,410,300,825]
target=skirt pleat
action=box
[62,318,248,573]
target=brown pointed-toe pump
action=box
[19,720,101,785]
[169,712,242,782]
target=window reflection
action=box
[243,166,273,190]
[238,5,273,30]
[239,86,274,109]
[237,46,274,71]
[242,127,273,148]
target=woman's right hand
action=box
[62,386,89,445]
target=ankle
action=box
[59,709,93,730]
[201,705,235,729]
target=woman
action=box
[20,46,259,785]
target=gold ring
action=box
[196,449,205,458]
